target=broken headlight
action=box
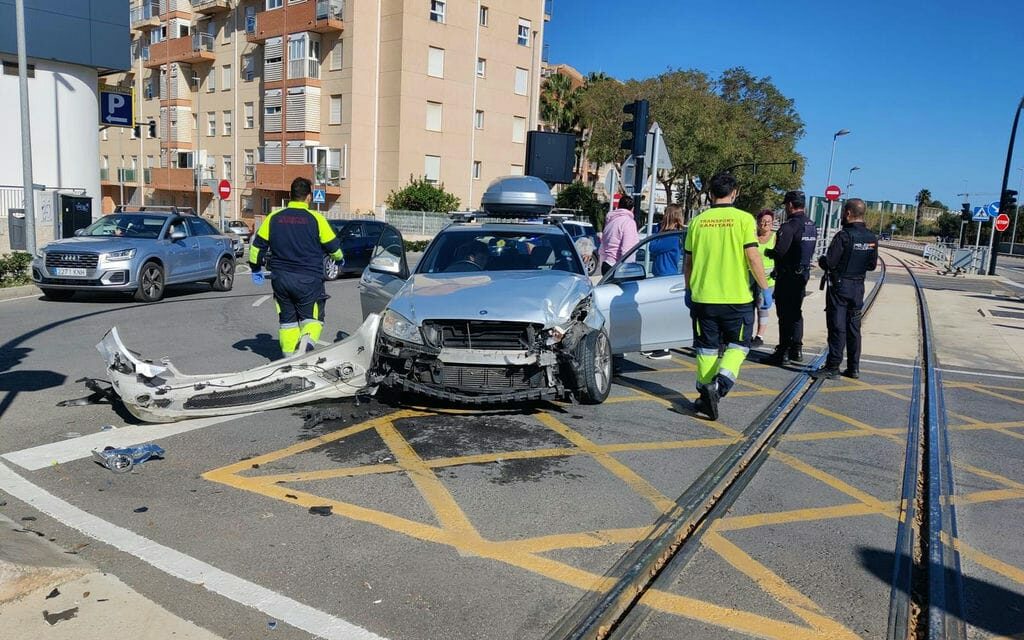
[381,309,423,345]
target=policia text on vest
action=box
[249,177,344,357]
[812,198,878,380]
[684,173,772,421]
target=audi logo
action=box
[61,255,81,261]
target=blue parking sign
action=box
[100,90,134,127]
[312,188,326,204]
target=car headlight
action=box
[35,247,47,259]
[104,248,137,262]
[381,309,423,344]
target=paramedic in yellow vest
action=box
[249,177,343,357]
[684,173,771,420]
[752,209,777,349]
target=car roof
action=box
[562,220,593,227]
[442,222,568,235]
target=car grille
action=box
[424,320,537,350]
[441,364,539,391]
[45,252,99,269]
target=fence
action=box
[384,210,450,240]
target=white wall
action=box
[0,57,102,224]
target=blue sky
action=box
[544,0,1024,207]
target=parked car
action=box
[358,175,691,405]
[322,219,394,280]
[31,206,236,302]
[223,220,251,239]
[562,220,601,276]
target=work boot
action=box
[788,347,804,363]
[811,365,840,380]
[694,383,720,421]
[765,347,790,366]
[842,368,860,379]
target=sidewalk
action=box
[0,514,222,639]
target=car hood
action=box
[389,271,593,328]
[40,237,149,253]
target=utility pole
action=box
[16,0,36,255]
[990,95,1024,275]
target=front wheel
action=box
[575,330,612,404]
[41,288,75,301]
[211,256,235,291]
[134,261,165,302]
[323,255,340,281]
[583,252,599,276]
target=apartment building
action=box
[100,0,549,222]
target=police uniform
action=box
[685,204,758,417]
[817,221,878,377]
[767,211,817,362]
[249,201,343,356]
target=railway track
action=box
[545,252,965,640]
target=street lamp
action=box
[1012,167,1023,255]
[823,129,851,244]
[846,166,860,195]
[192,72,202,214]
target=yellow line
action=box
[953,461,1024,491]
[250,463,405,485]
[962,384,1024,406]
[784,427,905,443]
[535,413,677,513]
[499,526,652,554]
[613,378,742,438]
[715,501,898,532]
[600,436,739,453]
[808,405,904,444]
[952,488,1024,505]
[949,535,1024,586]
[769,450,890,509]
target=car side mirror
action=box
[170,230,186,241]
[612,261,646,283]
[369,254,402,276]
[74,228,85,237]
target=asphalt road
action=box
[0,265,1021,640]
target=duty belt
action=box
[778,265,810,276]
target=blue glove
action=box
[251,272,265,286]
[759,287,773,310]
[684,289,693,310]
[336,257,345,266]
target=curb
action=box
[0,284,38,301]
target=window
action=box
[479,5,489,26]
[207,112,216,137]
[512,116,526,143]
[147,155,155,168]
[424,155,441,183]
[242,54,255,81]
[265,105,281,116]
[131,156,138,171]
[425,101,442,131]
[130,125,137,140]
[476,58,486,78]
[514,67,528,95]
[207,67,215,92]
[223,110,232,136]
[223,64,232,91]
[102,128,108,141]
[518,18,531,46]
[223,18,231,43]
[244,102,254,128]
[427,46,444,78]
[193,113,198,130]
[429,0,445,23]
[266,0,282,9]
[223,157,232,181]
[287,32,321,79]
[510,164,524,176]
[474,110,484,129]
[473,161,481,180]
[330,40,343,70]
[329,95,342,125]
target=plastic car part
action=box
[96,314,380,422]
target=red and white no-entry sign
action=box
[825,185,842,201]
[994,212,1011,232]
[218,179,232,200]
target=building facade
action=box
[101,0,548,222]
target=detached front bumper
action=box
[97,314,380,422]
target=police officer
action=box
[249,177,343,357]
[685,173,772,420]
[812,198,878,379]
[765,190,817,365]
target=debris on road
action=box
[133,507,149,513]
[267,620,278,630]
[42,607,79,626]
[91,444,165,473]
[56,377,118,407]
[45,588,60,599]
[308,505,332,516]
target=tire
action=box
[41,288,75,301]
[323,254,340,281]
[575,330,612,404]
[134,261,165,302]
[211,256,235,291]
[583,252,599,276]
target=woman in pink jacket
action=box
[599,195,640,275]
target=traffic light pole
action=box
[989,94,1024,275]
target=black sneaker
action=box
[751,336,764,348]
[694,383,720,420]
[811,366,840,380]
[788,347,804,362]
[765,348,790,366]
[842,368,860,379]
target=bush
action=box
[0,252,32,287]
[403,239,430,253]
[556,182,607,230]
[386,176,461,213]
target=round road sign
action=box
[995,212,1011,232]
[825,185,842,201]
[218,179,232,200]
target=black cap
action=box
[783,190,805,207]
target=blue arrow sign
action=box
[986,200,1000,217]
[972,206,990,222]
[312,188,326,204]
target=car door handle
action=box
[669,283,687,293]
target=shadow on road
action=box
[232,333,281,361]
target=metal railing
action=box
[144,168,153,184]
[192,32,215,52]
[385,210,450,239]
[316,0,343,20]
[118,169,137,183]
[288,58,320,79]
[315,164,342,186]
[130,1,158,24]
[100,168,110,181]
[195,167,216,181]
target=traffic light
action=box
[621,99,649,157]
[148,120,157,138]
[961,202,971,222]
[1001,189,1018,214]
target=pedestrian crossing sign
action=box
[312,189,326,204]
[972,206,990,222]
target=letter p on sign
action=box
[100,90,132,127]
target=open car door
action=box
[358,225,410,319]
[592,231,692,354]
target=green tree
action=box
[540,73,582,134]
[385,176,461,212]
[576,75,628,169]
[935,212,960,239]
[556,182,606,229]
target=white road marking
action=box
[252,294,272,307]
[0,462,386,640]
[235,264,251,274]
[859,358,1024,380]
[0,293,42,303]
[2,415,245,471]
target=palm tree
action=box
[916,188,932,208]
[540,73,581,134]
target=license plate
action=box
[53,267,87,277]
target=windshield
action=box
[81,214,168,239]
[417,229,584,275]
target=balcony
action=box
[100,168,111,183]
[315,164,342,187]
[144,34,216,69]
[287,58,320,80]
[191,0,230,15]
[147,167,204,191]
[249,0,344,42]
[118,169,139,183]
[144,168,153,185]
[130,1,160,30]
